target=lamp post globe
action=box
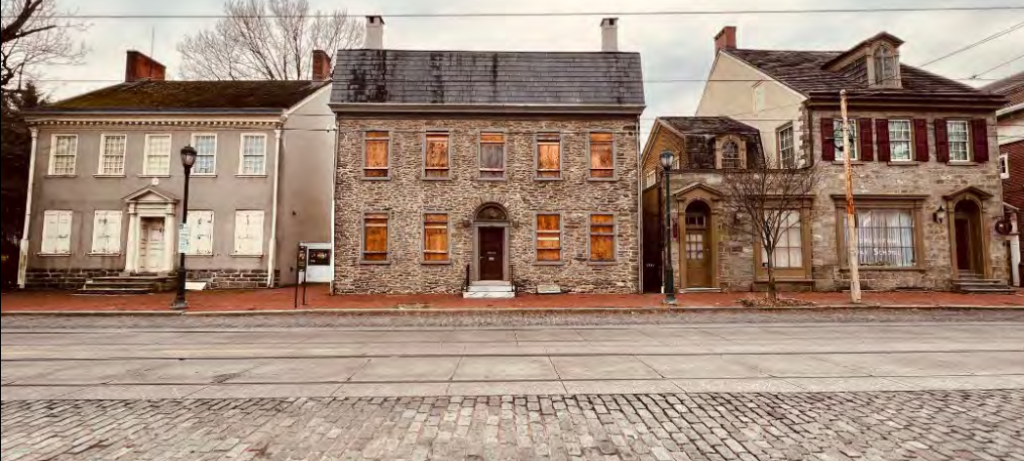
[171,146,197,311]
[660,150,677,305]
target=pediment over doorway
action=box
[943,186,995,202]
[123,186,179,204]
[673,183,723,203]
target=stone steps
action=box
[464,281,515,299]
[952,278,1016,295]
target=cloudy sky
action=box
[32,0,1024,139]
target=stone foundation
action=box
[25,270,122,291]
[186,269,280,290]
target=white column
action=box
[164,210,177,274]
[124,206,139,274]
[1011,235,1021,287]
[17,128,40,289]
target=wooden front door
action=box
[642,187,664,293]
[139,218,165,273]
[479,227,505,281]
[685,211,712,288]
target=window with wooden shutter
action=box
[479,132,506,180]
[362,213,389,262]
[364,131,390,179]
[41,211,73,255]
[820,118,835,162]
[98,135,127,176]
[536,133,562,179]
[424,132,451,179]
[423,213,450,263]
[49,135,78,176]
[858,119,875,162]
[187,211,215,256]
[90,211,122,255]
[589,214,616,263]
[971,119,990,163]
[589,133,615,179]
[536,214,562,262]
[233,211,264,256]
[144,134,172,176]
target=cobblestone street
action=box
[2,390,1022,461]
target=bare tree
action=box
[177,0,363,81]
[1,0,86,90]
[721,163,823,300]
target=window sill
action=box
[235,174,268,179]
[231,254,264,258]
[93,174,126,179]
[588,261,618,267]
[947,161,979,166]
[139,174,171,179]
[421,177,453,182]
[37,253,71,258]
[45,175,77,179]
[191,174,218,178]
[831,161,865,166]
[360,261,391,266]
[888,161,920,166]
[88,253,122,257]
[840,267,926,273]
[185,254,214,258]
[534,261,566,267]
[420,261,452,266]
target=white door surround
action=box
[123,187,179,276]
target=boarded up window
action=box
[589,214,616,262]
[536,214,562,262]
[365,132,390,178]
[589,133,615,179]
[42,210,73,255]
[537,133,561,179]
[234,211,264,256]
[423,213,450,262]
[363,213,389,262]
[424,132,450,179]
[91,211,122,255]
[187,211,215,256]
[480,133,506,179]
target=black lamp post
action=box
[172,146,197,311]
[660,150,677,306]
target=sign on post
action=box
[178,224,191,254]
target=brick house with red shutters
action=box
[984,71,1024,287]
[683,28,1014,293]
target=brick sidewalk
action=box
[1,286,1022,313]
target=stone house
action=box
[329,17,645,296]
[645,27,1012,293]
[19,51,337,291]
[984,71,1024,286]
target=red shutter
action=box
[972,119,990,163]
[859,118,874,162]
[821,118,835,162]
[914,119,930,162]
[876,119,891,163]
[935,119,949,163]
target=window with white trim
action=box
[1000,153,1010,180]
[778,124,796,169]
[98,135,127,176]
[233,210,264,256]
[192,134,217,175]
[888,120,913,162]
[834,120,859,161]
[144,134,172,176]
[760,211,803,269]
[240,134,268,175]
[41,210,73,255]
[947,121,971,162]
[187,211,215,256]
[49,135,78,176]
[90,211,122,255]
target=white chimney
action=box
[366,16,385,50]
[601,18,619,52]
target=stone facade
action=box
[185,269,280,290]
[25,269,122,291]
[333,115,640,294]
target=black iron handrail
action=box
[462,264,471,292]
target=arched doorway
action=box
[474,204,510,282]
[953,200,984,277]
[683,201,713,288]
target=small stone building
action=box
[329,17,646,296]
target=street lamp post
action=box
[660,150,677,306]
[171,146,197,311]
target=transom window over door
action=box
[536,133,562,180]
[144,134,172,176]
[889,120,913,162]
[423,213,450,263]
[589,133,615,179]
[536,214,562,263]
[240,134,267,176]
[424,132,451,179]
[833,120,859,161]
[192,134,217,175]
[479,132,506,180]
[99,135,127,176]
[844,209,917,268]
[364,131,390,179]
[947,121,971,162]
[49,135,78,176]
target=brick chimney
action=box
[715,26,737,53]
[125,51,166,82]
[601,18,619,52]
[365,16,385,50]
[312,50,332,81]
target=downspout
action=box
[17,127,40,289]
[636,115,643,294]
[267,123,284,288]
[329,118,340,294]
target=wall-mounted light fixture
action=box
[934,205,946,225]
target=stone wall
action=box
[333,115,640,294]
[25,269,122,290]
[186,269,279,290]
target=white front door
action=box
[303,244,332,283]
[139,218,166,273]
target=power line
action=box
[973,53,1024,78]
[919,20,1024,68]
[28,77,1018,84]
[4,6,1023,20]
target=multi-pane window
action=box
[844,209,917,268]
[90,211,122,255]
[589,214,616,262]
[536,133,562,179]
[240,134,267,175]
[479,132,506,180]
[41,210,73,255]
[948,121,971,162]
[233,210,264,256]
[192,134,217,175]
[362,212,389,262]
[761,211,803,269]
[685,214,707,262]
[364,131,390,179]
[889,120,913,162]
[721,141,742,169]
[423,213,450,263]
[186,211,215,256]
[874,46,898,86]
[536,214,562,262]
[144,134,172,176]
[424,132,451,179]
[1000,154,1010,180]
[589,133,615,179]
[99,135,127,176]
[833,120,859,161]
[49,135,78,176]
[778,125,796,168]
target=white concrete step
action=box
[467,284,514,293]
[463,291,516,299]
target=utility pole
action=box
[841,90,862,304]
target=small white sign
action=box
[178,224,191,254]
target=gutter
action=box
[998,102,1024,117]
[267,120,285,288]
[329,118,340,294]
[635,115,643,294]
[16,129,39,289]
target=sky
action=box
[28,0,1024,140]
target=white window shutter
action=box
[234,211,264,256]
[91,211,122,254]
[56,212,73,254]
[188,211,215,256]
[43,211,73,255]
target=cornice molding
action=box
[25,118,282,128]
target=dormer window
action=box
[872,45,900,87]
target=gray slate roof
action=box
[982,71,1024,107]
[331,50,645,110]
[659,117,760,135]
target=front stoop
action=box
[464,281,515,299]
[78,275,177,295]
[952,278,1016,295]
